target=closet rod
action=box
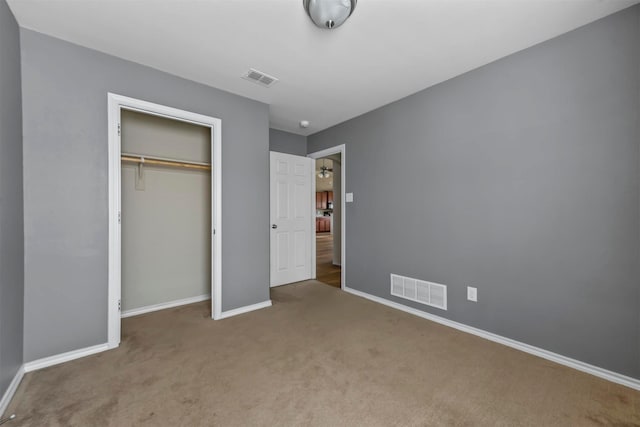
[121,152,211,171]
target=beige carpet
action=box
[6,281,640,426]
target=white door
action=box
[270,152,313,287]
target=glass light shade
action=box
[304,0,357,29]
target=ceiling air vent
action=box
[242,68,279,88]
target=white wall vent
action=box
[242,68,279,88]
[391,274,447,310]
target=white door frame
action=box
[107,93,223,349]
[308,144,346,290]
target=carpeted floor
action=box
[6,281,640,426]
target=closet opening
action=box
[108,93,222,349]
[120,110,211,318]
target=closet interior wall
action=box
[121,109,211,313]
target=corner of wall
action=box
[0,0,25,410]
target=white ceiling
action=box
[7,0,637,136]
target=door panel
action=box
[270,152,313,287]
[294,183,307,218]
[277,181,288,218]
[276,231,289,271]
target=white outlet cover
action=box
[345,192,354,203]
[467,286,477,302]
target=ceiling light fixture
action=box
[303,0,357,30]
[318,159,332,178]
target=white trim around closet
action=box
[121,294,212,318]
[108,93,223,352]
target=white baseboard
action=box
[0,366,24,417]
[24,343,110,373]
[121,294,211,318]
[217,300,272,320]
[343,286,640,391]
[21,297,267,374]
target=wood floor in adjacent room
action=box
[316,232,341,288]
[7,281,640,426]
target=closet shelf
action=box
[121,152,211,171]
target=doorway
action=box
[120,110,211,317]
[108,93,222,350]
[314,156,341,287]
[309,145,346,290]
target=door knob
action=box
[271,224,278,229]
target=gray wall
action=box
[121,110,211,312]
[309,6,640,378]
[269,128,307,156]
[0,0,24,401]
[21,29,270,362]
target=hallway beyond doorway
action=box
[316,233,341,288]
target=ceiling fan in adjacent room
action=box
[318,159,333,178]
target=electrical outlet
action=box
[467,286,477,302]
